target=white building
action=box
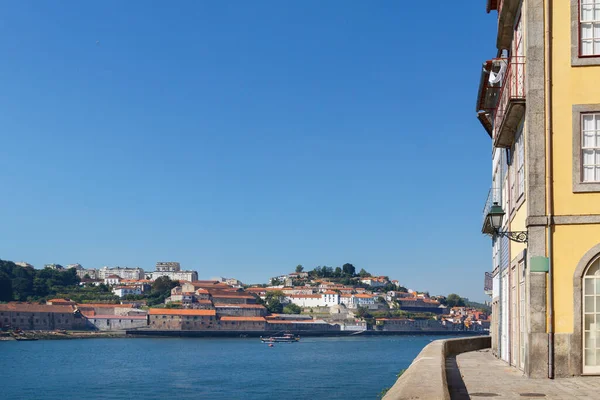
[339,294,357,309]
[66,263,83,270]
[151,270,198,282]
[286,292,341,308]
[156,262,180,272]
[322,291,339,306]
[356,294,378,309]
[113,286,142,298]
[104,275,122,286]
[45,264,64,270]
[150,261,198,282]
[286,294,323,308]
[76,268,98,280]
[98,266,145,280]
[359,277,388,288]
[14,262,34,268]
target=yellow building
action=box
[477,0,600,378]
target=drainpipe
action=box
[544,0,555,380]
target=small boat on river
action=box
[260,333,300,343]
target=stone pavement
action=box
[449,349,600,399]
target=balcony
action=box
[482,188,502,235]
[495,0,521,50]
[492,56,525,148]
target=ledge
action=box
[383,336,491,400]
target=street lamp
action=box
[486,202,528,243]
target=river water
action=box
[0,335,459,399]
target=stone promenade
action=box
[449,349,600,399]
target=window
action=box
[519,261,526,370]
[516,130,525,198]
[574,106,600,191]
[581,0,600,56]
[582,113,600,182]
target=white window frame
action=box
[580,0,600,56]
[516,129,525,198]
[582,113,600,183]
[573,105,600,192]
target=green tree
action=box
[265,290,285,313]
[152,276,178,294]
[0,271,13,301]
[342,263,356,276]
[446,293,466,307]
[270,278,283,286]
[283,303,302,314]
[358,268,371,278]
[295,265,304,273]
[355,306,372,319]
[334,267,342,277]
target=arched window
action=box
[583,257,600,373]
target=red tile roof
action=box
[78,303,132,308]
[219,316,266,322]
[89,315,147,320]
[214,304,266,309]
[47,298,76,304]
[0,303,75,313]
[148,309,216,316]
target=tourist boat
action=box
[14,336,38,341]
[260,333,300,343]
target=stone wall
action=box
[383,336,491,400]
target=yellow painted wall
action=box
[552,0,600,215]
[553,224,600,333]
[509,201,527,260]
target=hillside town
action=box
[0,260,490,337]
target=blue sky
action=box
[0,2,496,301]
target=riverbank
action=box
[126,329,485,338]
[0,329,485,341]
[0,331,128,341]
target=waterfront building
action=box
[86,315,147,331]
[265,319,339,332]
[0,303,86,330]
[476,0,600,377]
[77,303,147,317]
[396,297,448,315]
[214,304,267,317]
[219,316,266,331]
[150,262,197,282]
[148,309,216,330]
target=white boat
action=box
[260,333,300,343]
